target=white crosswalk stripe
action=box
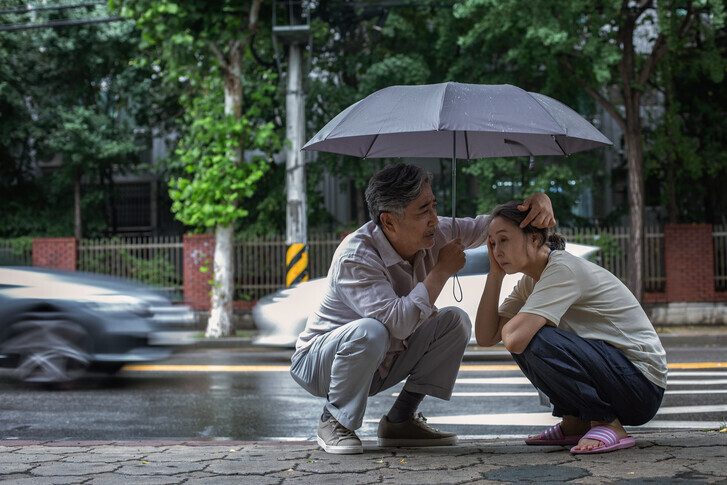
[407,367,727,437]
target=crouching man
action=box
[290,163,554,454]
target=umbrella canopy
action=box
[302,82,612,301]
[303,82,612,159]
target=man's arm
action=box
[519,192,556,228]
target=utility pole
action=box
[273,1,310,287]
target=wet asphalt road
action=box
[0,345,725,442]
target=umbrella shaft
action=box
[452,134,457,239]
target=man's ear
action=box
[380,212,397,233]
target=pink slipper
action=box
[525,423,583,446]
[570,426,635,454]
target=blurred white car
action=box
[252,243,599,347]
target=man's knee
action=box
[340,318,390,358]
[437,306,472,342]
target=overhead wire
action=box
[0,1,125,32]
[0,2,106,15]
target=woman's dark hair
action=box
[365,163,434,227]
[486,200,566,250]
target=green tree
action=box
[307,2,437,226]
[453,0,726,301]
[111,0,282,337]
[646,19,727,224]
[0,3,153,238]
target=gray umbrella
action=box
[303,82,612,223]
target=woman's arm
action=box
[474,239,510,347]
[500,312,549,354]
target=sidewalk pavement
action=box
[2,329,725,484]
[1,430,725,484]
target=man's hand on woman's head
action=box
[518,192,556,228]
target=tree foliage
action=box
[452,0,726,299]
[645,16,727,224]
[0,3,153,237]
[167,75,280,230]
[110,0,283,232]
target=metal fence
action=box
[233,233,340,301]
[77,236,184,300]
[560,225,665,293]
[714,225,727,291]
[0,238,33,266]
[11,225,727,298]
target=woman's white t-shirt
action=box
[499,250,667,389]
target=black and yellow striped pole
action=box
[286,243,309,287]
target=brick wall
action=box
[183,234,215,311]
[32,238,76,271]
[663,223,722,302]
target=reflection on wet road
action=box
[0,347,725,442]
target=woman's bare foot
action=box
[527,415,590,440]
[572,418,629,451]
[560,415,591,436]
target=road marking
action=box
[639,420,724,429]
[669,371,727,376]
[460,365,519,371]
[665,379,727,385]
[655,404,727,414]
[122,365,291,372]
[424,412,559,426]
[456,377,531,385]
[667,362,726,369]
[666,389,727,394]
[449,392,539,397]
[383,411,725,429]
[459,363,727,371]
[120,362,727,373]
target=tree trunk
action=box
[74,174,82,241]
[206,39,243,338]
[666,157,678,224]
[206,224,234,338]
[620,17,645,302]
[624,117,645,302]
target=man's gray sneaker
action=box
[377,412,458,447]
[317,416,363,454]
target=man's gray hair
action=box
[365,163,434,228]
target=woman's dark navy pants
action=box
[511,326,664,425]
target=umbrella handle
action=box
[453,273,463,303]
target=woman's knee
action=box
[520,325,560,354]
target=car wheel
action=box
[1,319,93,383]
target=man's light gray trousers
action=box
[289,307,471,431]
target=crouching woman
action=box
[475,200,667,454]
